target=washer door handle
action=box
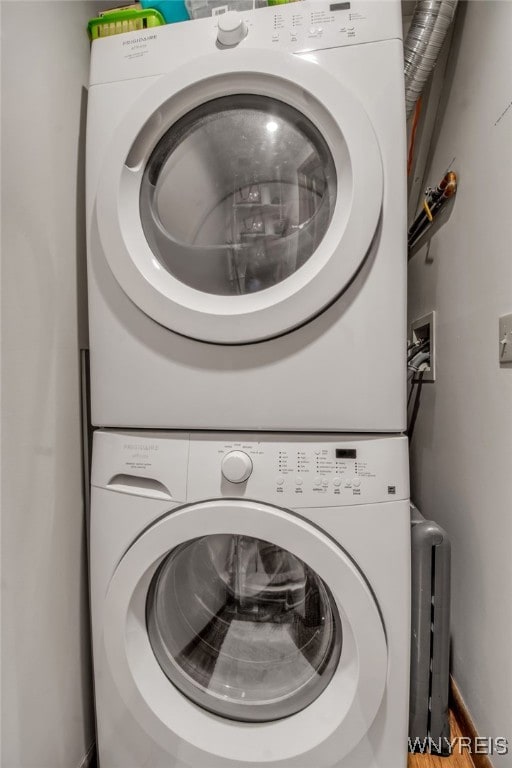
[107,473,172,500]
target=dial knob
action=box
[217,12,248,47]
[221,450,253,483]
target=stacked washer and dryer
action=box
[86,2,410,767]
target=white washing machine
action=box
[90,430,410,768]
[86,0,407,432]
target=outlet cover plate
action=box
[499,314,512,364]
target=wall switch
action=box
[499,314,512,364]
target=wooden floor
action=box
[408,712,475,768]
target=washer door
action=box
[103,500,387,765]
[95,49,383,344]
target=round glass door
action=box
[97,53,384,342]
[146,533,342,722]
[139,95,337,296]
[103,499,387,762]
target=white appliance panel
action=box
[86,27,407,429]
[90,430,410,768]
[89,0,402,86]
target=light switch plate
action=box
[499,314,512,364]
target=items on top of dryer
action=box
[185,0,290,20]
[140,0,189,23]
[88,0,191,37]
[87,6,165,38]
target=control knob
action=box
[221,450,253,483]
[217,11,248,47]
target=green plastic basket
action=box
[88,8,165,39]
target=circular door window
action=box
[103,500,387,763]
[146,533,342,722]
[140,95,337,296]
[96,53,384,343]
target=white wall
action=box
[408,2,512,763]
[1,3,96,766]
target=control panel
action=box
[188,433,409,507]
[91,431,409,506]
[210,3,389,52]
[239,2,387,53]
[90,0,402,86]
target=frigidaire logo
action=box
[123,443,159,451]
[122,34,157,45]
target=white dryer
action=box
[86,0,407,431]
[90,430,410,768]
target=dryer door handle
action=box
[106,473,172,500]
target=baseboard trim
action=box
[450,678,494,768]
[78,742,97,768]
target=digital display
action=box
[336,448,357,459]
[330,2,351,10]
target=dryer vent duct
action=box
[404,0,458,118]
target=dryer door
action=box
[94,49,383,344]
[103,500,387,766]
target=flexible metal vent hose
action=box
[404,0,458,118]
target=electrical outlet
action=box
[410,312,435,381]
[499,314,512,364]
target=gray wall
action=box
[408,2,512,764]
[1,3,96,766]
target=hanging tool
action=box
[408,171,457,253]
